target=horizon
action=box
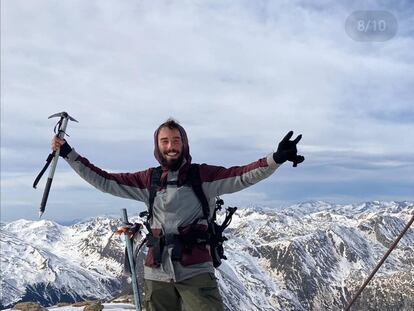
[2,199,412,226]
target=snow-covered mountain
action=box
[217,201,414,311]
[0,217,126,308]
[1,201,413,310]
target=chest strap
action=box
[148,164,210,221]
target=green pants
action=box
[143,273,224,311]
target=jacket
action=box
[62,130,280,282]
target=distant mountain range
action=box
[1,201,413,310]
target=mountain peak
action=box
[2,201,413,310]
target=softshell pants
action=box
[143,273,224,311]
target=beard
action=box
[161,152,184,171]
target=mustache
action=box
[163,149,180,154]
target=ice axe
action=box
[33,112,78,217]
[121,208,142,311]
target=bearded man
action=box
[51,118,304,311]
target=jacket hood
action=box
[153,124,192,184]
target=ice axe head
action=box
[48,111,79,123]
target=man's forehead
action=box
[158,127,182,139]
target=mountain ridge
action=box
[1,201,413,310]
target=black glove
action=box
[273,131,305,167]
[59,141,73,158]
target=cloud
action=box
[1,0,413,222]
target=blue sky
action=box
[1,0,413,223]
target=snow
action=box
[1,201,413,310]
[2,303,136,311]
[0,217,125,308]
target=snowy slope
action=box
[2,303,136,311]
[216,201,414,311]
[1,201,413,310]
[0,218,126,308]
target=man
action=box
[51,118,304,311]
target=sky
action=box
[1,0,413,223]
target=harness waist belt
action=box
[146,230,210,264]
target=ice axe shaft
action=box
[34,112,78,217]
[38,117,68,217]
[121,208,142,311]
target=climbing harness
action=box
[142,164,237,268]
[121,164,237,269]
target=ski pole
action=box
[33,111,78,217]
[121,208,142,311]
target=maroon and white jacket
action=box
[63,127,280,282]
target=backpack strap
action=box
[187,164,210,220]
[148,166,162,221]
[148,164,209,220]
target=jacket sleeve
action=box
[63,148,150,203]
[199,153,280,198]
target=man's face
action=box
[157,127,183,169]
